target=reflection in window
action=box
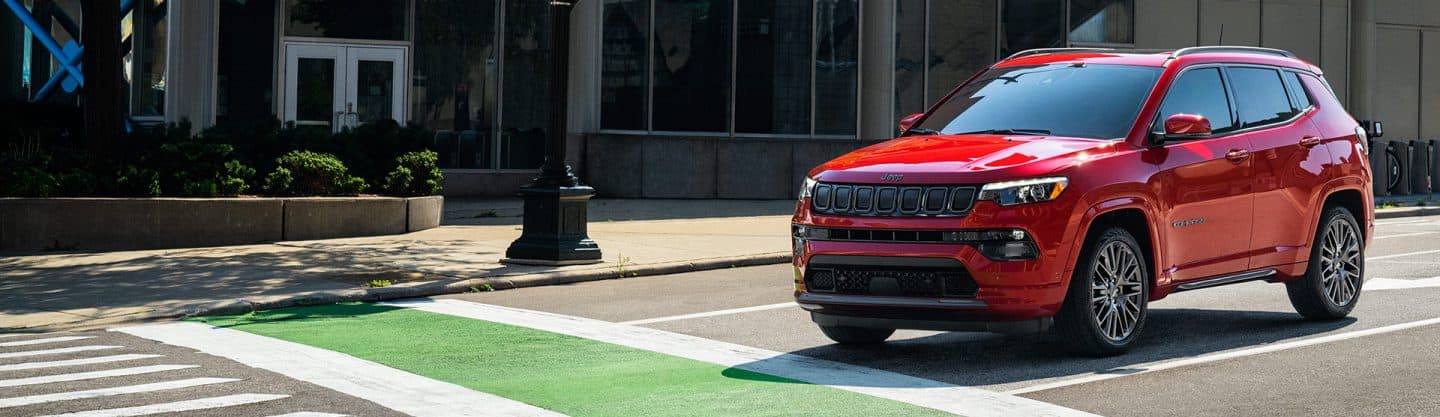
[893,0,926,127]
[814,0,857,135]
[928,0,995,109]
[412,0,499,169]
[1000,0,1063,57]
[125,0,167,116]
[1228,67,1296,127]
[500,0,549,169]
[921,64,1161,140]
[601,0,648,130]
[218,0,277,127]
[1069,0,1133,44]
[1156,68,1236,133]
[652,0,731,132]
[735,0,811,134]
[286,0,407,41]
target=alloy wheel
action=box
[1320,218,1363,306]
[1090,241,1145,341]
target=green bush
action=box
[264,150,367,196]
[114,165,161,197]
[383,150,444,196]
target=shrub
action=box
[114,165,161,197]
[218,160,255,195]
[383,150,444,196]
[265,150,367,196]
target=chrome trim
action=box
[797,293,988,309]
[811,182,976,217]
[1175,269,1278,291]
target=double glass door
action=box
[284,43,406,132]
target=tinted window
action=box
[1156,67,1235,134]
[1228,67,1296,127]
[1282,71,1313,110]
[919,64,1160,139]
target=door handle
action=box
[1299,136,1322,147]
[1225,149,1251,162]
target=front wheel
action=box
[818,325,894,345]
[1287,206,1364,320]
[1056,227,1150,356]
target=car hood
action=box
[811,134,1119,184]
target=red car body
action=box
[792,48,1374,341]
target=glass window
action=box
[1000,0,1063,57]
[1156,67,1236,134]
[412,0,499,169]
[735,0,811,134]
[652,0,731,132]
[919,64,1162,140]
[601,0,648,130]
[1069,0,1133,45]
[500,0,550,169]
[286,0,407,41]
[1227,67,1296,128]
[218,0,277,127]
[3,5,22,102]
[1282,70,1312,110]
[927,0,996,110]
[814,0,858,135]
[124,0,167,117]
[893,0,926,127]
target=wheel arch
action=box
[1067,197,1163,298]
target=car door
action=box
[1235,67,1333,268]
[1145,66,1256,282]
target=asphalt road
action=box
[445,213,1440,417]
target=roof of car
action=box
[994,47,1321,74]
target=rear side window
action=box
[1228,67,1298,127]
[1156,67,1236,134]
[1282,71,1313,110]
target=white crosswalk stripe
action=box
[0,354,163,372]
[0,345,123,359]
[0,365,200,388]
[0,334,40,338]
[0,377,240,408]
[33,393,291,417]
[0,336,95,347]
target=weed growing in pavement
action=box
[615,254,638,278]
[469,283,496,292]
[366,279,393,288]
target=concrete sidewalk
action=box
[0,199,793,331]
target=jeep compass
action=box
[792,47,1375,355]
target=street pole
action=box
[503,0,603,265]
[81,0,123,156]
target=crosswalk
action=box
[0,332,353,417]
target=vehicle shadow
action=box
[722,308,1356,388]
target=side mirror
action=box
[899,113,924,133]
[1362,120,1384,138]
[1153,113,1212,145]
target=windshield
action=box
[916,64,1162,140]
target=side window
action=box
[1228,67,1297,127]
[1156,67,1236,134]
[1282,71,1313,110]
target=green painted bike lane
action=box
[194,303,958,417]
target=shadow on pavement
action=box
[723,308,1356,388]
[445,198,796,226]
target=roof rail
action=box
[1171,46,1296,59]
[1004,48,1117,61]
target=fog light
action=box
[979,241,1039,261]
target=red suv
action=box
[792,47,1375,355]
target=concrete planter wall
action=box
[0,196,443,252]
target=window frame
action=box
[1224,65,1303,130]
[1152,63,1321,142]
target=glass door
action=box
[284,43,407,132]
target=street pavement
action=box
[1,213,1437,416]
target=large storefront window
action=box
[600,0,858,137]
[217,0,277,127]
[1069,0,1133,45]
[499,0,549,169]
[285,0,408,40]
[1000,0,1064,57]
[893,0,925,122]
[124,0,167,117]
[894,0,996,133]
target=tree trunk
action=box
[81,0,124,154]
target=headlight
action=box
[799,177,818,200]
[978,177,1069,206]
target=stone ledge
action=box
[0,196,443,253]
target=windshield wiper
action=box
[902,128,942,136]
[954,128,1052,136]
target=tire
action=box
[818,325,894,345]
[1386,147,1403,193]
[1056,227,1150,356]
[1287,206,1364,320]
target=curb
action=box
[1376,207,1440,219]
[164,252,794,319]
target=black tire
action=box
[1386,147,1403,193]
[1287,206,1364,320]
[818,325,894,345]
[1055,227,1150,356]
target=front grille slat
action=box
[812,182,975,217]
[805,266,979,298]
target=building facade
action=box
[0,0,1432,198]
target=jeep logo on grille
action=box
[880,173,904,182]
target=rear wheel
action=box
[1287,206,1364,320]
[1056,227,1150,356]
[818,325,894,345]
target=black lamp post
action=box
[503,0,603,265]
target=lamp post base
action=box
[502,185,603,264]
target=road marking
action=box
[0,365,199,388]
[34,393,290,417]
[1007,315,1440,395]
[386,298,1098,417]
[0,334,38,338]
[0,377,238,408]
[1368,249,1440,261]
[1375,219,1430,226]
[266,413,349,417]
[619,302,798,325]
[1375,231,1440,240]
[0,345,122,359]
[1365,277,1440,291]
[117,323,572,417]
[0,336,94,347]
[0,354,163,372]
